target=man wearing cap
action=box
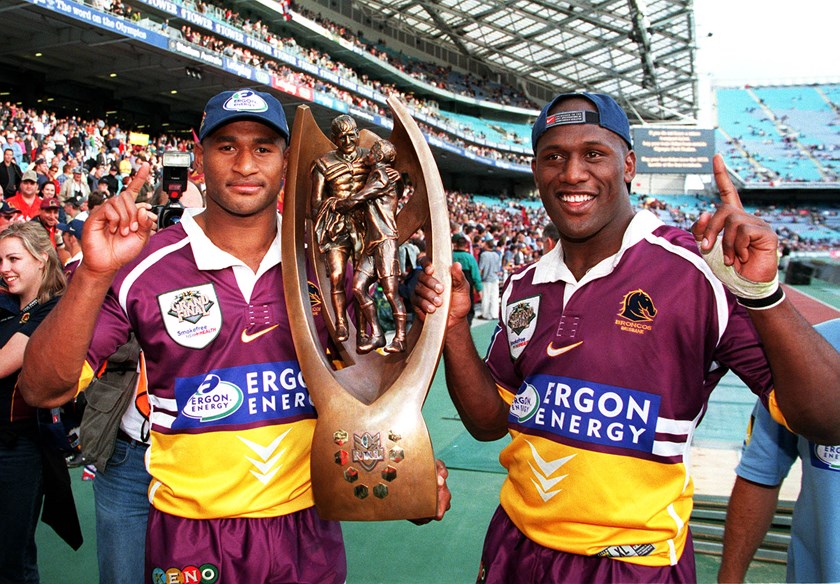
[0,201,22,232]
[6,169,42,221]
[59,166,91,203]
[413,93,840,582]
[56,218,85,278]
[0,148,22,199]
[19,88,450,584]
[33,196,64,252]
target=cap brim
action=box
[200,113,289,142]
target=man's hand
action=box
[81,163,156,276]
[410,459,452,525]
[411,259,471,329]
[692,154,779,284]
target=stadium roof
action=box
[301,0,700,125]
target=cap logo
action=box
[223,90,268,113]
[545,110,600,130]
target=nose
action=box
[230,149,257,176]
[561,155,589,184]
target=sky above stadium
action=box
[693,0,838,84]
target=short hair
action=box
[330,115,357,138]
[543,222,560,243]
[0,222,66,304]
[371,139,396,164]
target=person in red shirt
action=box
[6,170,42,221]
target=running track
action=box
[783,283,840,325]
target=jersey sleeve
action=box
[735,400,798,486]
[713,301,775,402]
[85,287,132,375]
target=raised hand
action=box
[691,154,779,284]
[81,163,157,276]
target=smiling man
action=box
[413,92,840,582]
[18,89,449,584]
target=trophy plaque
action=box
[281,96,451,521]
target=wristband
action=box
[736,286,785,310]
[698,236,781,303]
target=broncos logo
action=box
[618,289,657,322]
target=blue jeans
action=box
[92,438,151,584]
[0,433,43,584]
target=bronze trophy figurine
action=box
[282,96,451,521]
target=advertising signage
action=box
[633,127,715,174]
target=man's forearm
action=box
[747,298,840,443]
[719,476,781,583]
[19,264,116,407]
[443,320,509,441]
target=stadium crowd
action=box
[93,0,533,163]
[1,99,838,278]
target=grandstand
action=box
[0,2,838,580]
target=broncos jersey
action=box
[484,210,774,567]
[82,210,327,520]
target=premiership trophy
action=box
[281,96,451,521]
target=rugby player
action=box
[19,88,450,583]
[413,92,840,582]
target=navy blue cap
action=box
[56,218,85,240]
[0,201,21,216]
[531,92,632,152]
[198,88,290,142]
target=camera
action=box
[153,150,191,229]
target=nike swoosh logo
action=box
[546,340,583,357]
[241,324,280,343]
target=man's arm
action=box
[19,164,155,408]
[413,261,508,440]
[693,155,840,443]
[718,476,781,583]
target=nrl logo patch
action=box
[508,302,536,335]
[158,283,222,349]
[223,89,268,112]
[505,296,540,360]
[352,432,385,472]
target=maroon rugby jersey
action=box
[484,210,773,566]
[85,210,328,520]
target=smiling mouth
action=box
[559,193,595,203]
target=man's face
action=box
[531,97,635,248]
[20,180,37,197]
[333,126,359,156]
[196,120,287,219]
[0,214,18,232]
[40,207,59,227]
[3,150,11,164]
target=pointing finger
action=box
[713,154,744,210]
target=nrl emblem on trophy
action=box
[282,96,451,521]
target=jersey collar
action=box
[180,208,283,276]
[533,209,663,285]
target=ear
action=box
[193,142,204,175]
[624,149,636,183]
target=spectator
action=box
[0,148,22,199]
[0,222,79,582]
[59,167,90,203]
[451,232,482,325]
[478,239,502,320]
[102,164,120,196]
[7,170,42,221]
[0,201,22,232]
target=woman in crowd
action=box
[0,222,77,583]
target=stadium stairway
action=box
[690,494,792,564]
